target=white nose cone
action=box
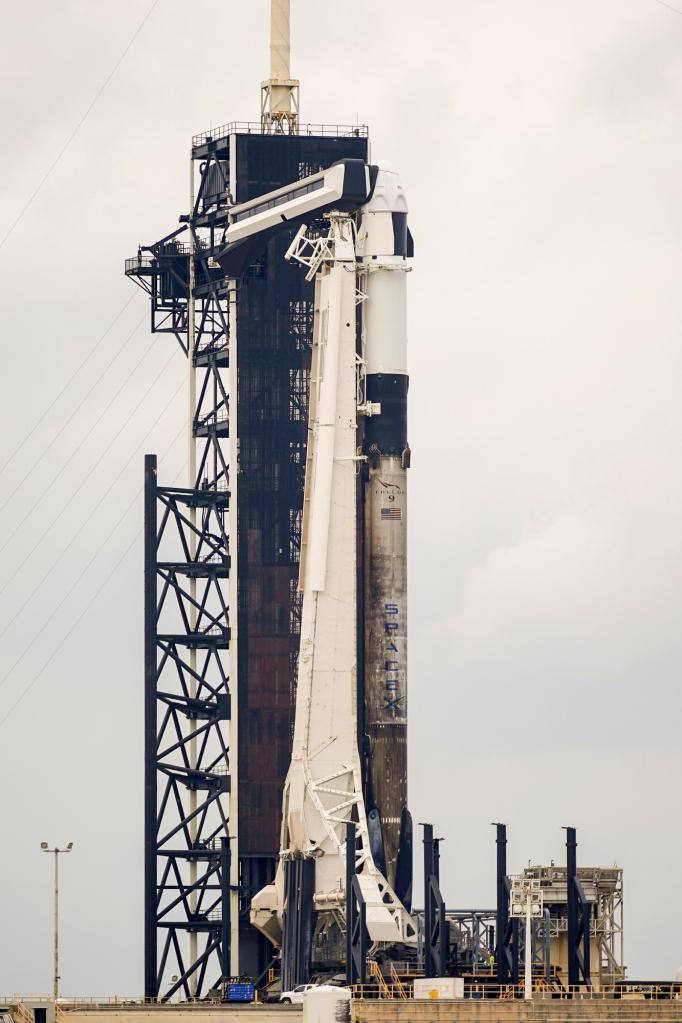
[357,163,409,262]
[357,162,410,376]
[674,966,682,983]
[364,161,408,215]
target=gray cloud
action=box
[0,0,680,993]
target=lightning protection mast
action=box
[261,0,300,134]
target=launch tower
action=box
[127,1,368,997]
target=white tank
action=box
[303,986,351,1023]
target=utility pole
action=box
[524,886,532,1000]
[41,842,73,999]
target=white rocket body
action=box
[251,165,414,955]
[357,164,410,892]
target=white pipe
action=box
[228,276,240,976]
[53,849,59,1000]
[525,892,533,1000]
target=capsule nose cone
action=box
[366,162,408,214]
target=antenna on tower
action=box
[261,0,300,134]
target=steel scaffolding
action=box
[131,136,236,999]
[521,863,624,987]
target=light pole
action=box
[510,876,543,1001]
[41,841,73,999]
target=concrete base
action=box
[12,1008,300,1023]
[12,999,682,1023]
[354,1000,682,1023]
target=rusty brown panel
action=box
[247,526,263,564]
[239,538,295,854]
[239,781,286,853]
[239,700,292,855]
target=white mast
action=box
[261,0,300,134]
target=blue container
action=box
[227,983,255,1003]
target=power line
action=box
[0,489,141,694]
[0,384,185,634]
[0,0,161,251]
[0,529,141,728]
[0,345,179,572]
[0,324,169,555]
[652,0,682,13]
[0,436,186,705]
[0,453,186,728]
[0,366,183,600]
[0,308,148,515]
[0,292,140,478]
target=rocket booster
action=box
[239,159,417,962]
[357,163,411,897]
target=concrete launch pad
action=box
[8,999,682,1023]
[355,1002,682,1023]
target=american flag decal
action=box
[381,507,402,521]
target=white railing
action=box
[192,121,368,146]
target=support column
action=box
[228,277,240,977]
[345,821,355,985]
[187,156,198,994]
[422,823,446,977]
[144,454,158,1000]
[423,823,434,976]
[345,821,367,987]
[566,826,591,988]
[494,822,518,986]
[220,837,232,986]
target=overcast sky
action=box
[1,0,681,995]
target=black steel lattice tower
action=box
[133,143,235,998]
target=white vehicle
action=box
[279,983,317,1004]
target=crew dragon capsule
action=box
[217,158,414,971]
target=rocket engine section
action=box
[358,164,412,903]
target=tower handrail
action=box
[389,962,408,998]
[368,960,392,999]
[192,121,368,147]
